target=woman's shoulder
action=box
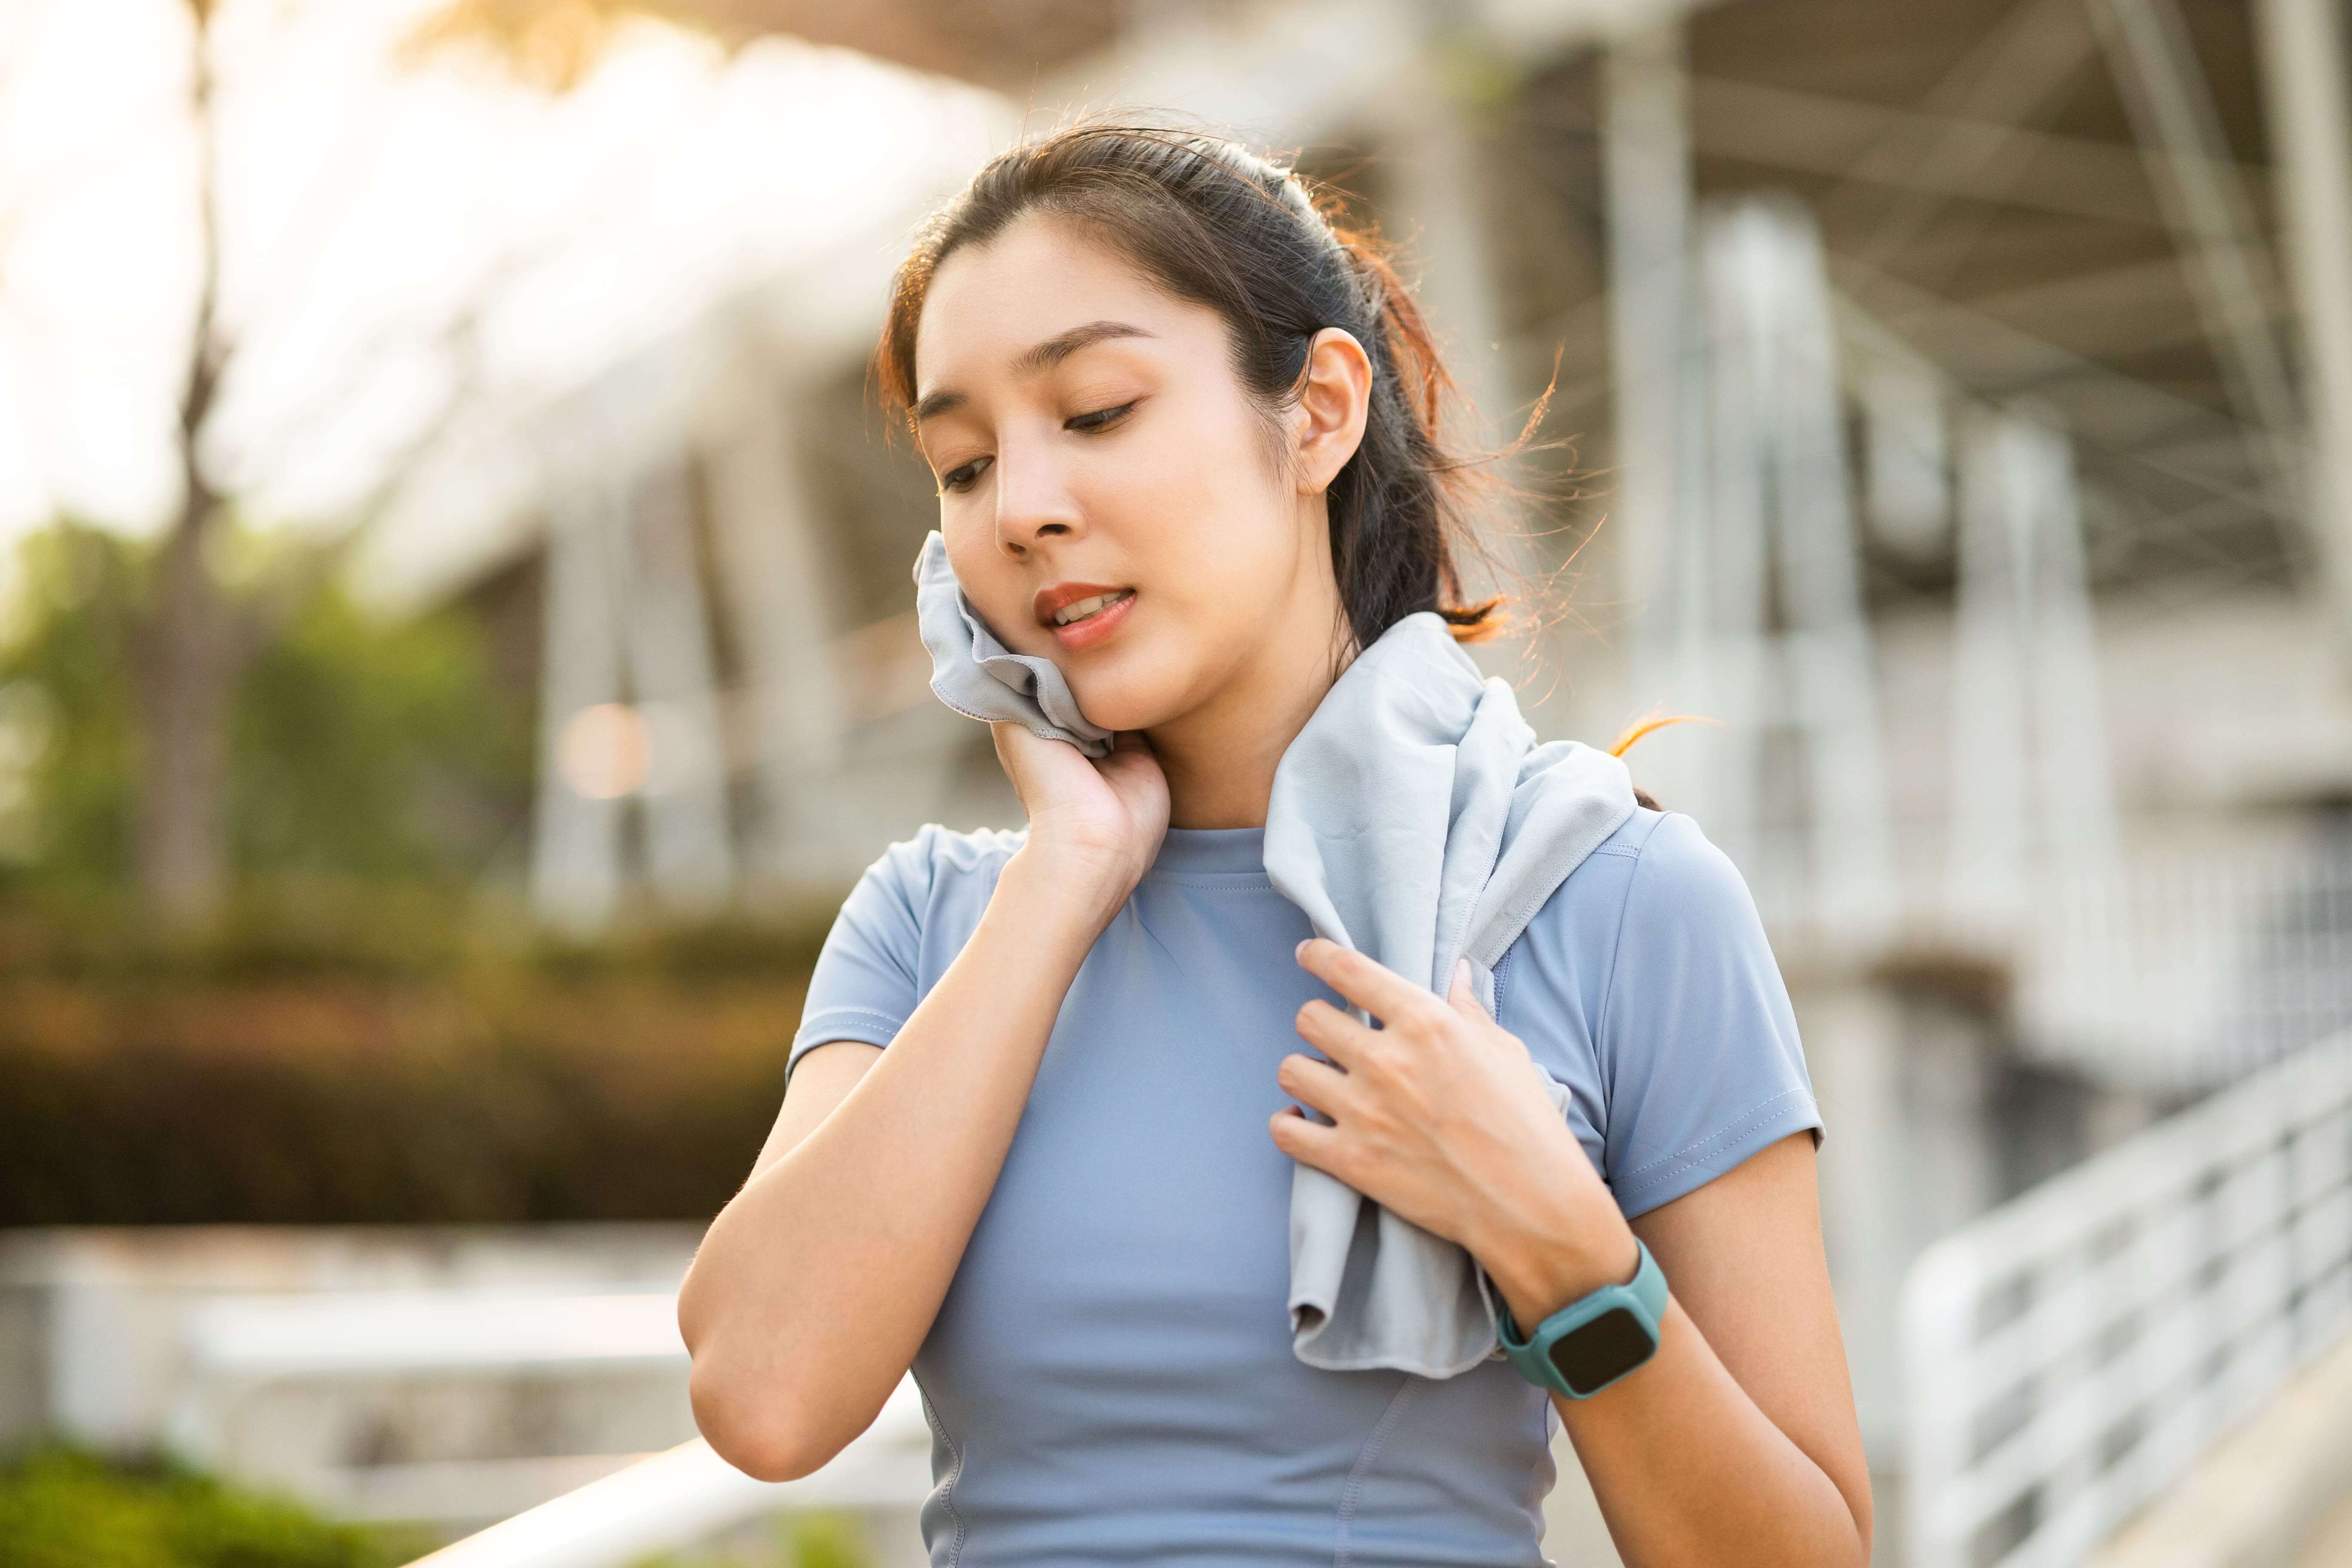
[857,822,1027,904]
[796,825,1025,1063]
[1539,806,1753,927]
[1504,808,1770,1017]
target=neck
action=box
[1148,612,1351,830]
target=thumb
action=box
[1447,958,1488,1021]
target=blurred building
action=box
[221,0,2352,1560]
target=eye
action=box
[1066,401,1137,435]
[939,456,992,495]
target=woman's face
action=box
[910,213,1357,735]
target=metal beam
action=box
[1831,0,2105,273]
[2091,0,2308,541]
[1690,75,2255,231]
[622,462,736,914]
[530,455,628,936]
[1602,21,1697,714]
[2255,0,2352,640]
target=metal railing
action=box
[1902,1041,2352,1568]
[164,1282,934,1547]
[405,1377,934,1568]
[172,1289,695,1525]
[2020,841,2352,1091]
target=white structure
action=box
[1903,1041,2352,1568]
[236,0,2352,1558]
[1945,404,2120,934]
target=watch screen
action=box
[1547,1307,1653,1396]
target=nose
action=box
[991,435,1085,558]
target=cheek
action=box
[1060,420,1302,722]
[940,526,1043,652]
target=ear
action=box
[1292,328,1373,494]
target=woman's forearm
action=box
[1549,1304,1868,1568]
[678,845,1121,1480]
[1476,1147,1871,1568]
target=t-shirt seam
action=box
[917,1375,969,1567]
[797,1005,906,1032]
[1334,1375,1419,1567]
[1592,820,1663,1063]
[1614,1087,1817,1198]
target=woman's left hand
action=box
[1272,939,1641,1325]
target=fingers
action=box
[1268,1104,1345,1174]
[988,720,1060,782]
[1293,938,1437,1027]
[1293,997,1370,1066]
[1446,958,1488,1022]
[1276,1050,1353,1119]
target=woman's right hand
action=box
[991,723,1169,914]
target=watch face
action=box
[1547,1307,1654,1396]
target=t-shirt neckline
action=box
[1146,825,1268,879]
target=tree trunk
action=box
[131,0,239,933]
[132,473,237,931]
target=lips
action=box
[1033,580,1136,652]
[1047,590,1132,626]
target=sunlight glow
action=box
[0,0,1008,607]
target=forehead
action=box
[911,214,1208,390]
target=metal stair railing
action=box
[1902,1041,2352,1568]
[404,1375,933,1568]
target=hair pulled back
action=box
[876,122,1506,651]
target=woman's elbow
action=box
[688,1354,844,1483]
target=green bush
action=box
[0,1448,394,1568]
[0,524,845,1229]
[626,1510,874,1568]
[0,958,812,1225]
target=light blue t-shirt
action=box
[790,809,1819,1568]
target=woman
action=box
[679,125,1871,1567]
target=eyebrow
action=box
[912,320,1155,423]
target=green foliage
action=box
[778,1514,872,1568]
[622,1510,875,1568]
[0,521,528,893]
[0,527,141,883]
[231,559,527,880]
[0,961,808,1225]
[0,1447,393,1568]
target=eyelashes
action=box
[936,401,1140,495]
[1065,400,1137,435]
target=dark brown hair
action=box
[876,122,1506,651]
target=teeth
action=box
[1052,591,1130,626]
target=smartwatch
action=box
[1495,1239,1668,1400]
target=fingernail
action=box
[1295,939,1311,960]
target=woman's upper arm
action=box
[752,831,951,1177]
[748,1040,884,1177]
[1632,1131,1873,1549]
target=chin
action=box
[1067,657,1195,735]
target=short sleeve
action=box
[787,832,938,1081]
[1594,813,1821,1218]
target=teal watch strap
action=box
[1496,1240,1668,1400]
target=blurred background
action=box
[3,0,2351,1565]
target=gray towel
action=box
[914,534,1113,756]
[912,530,1635,1377]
